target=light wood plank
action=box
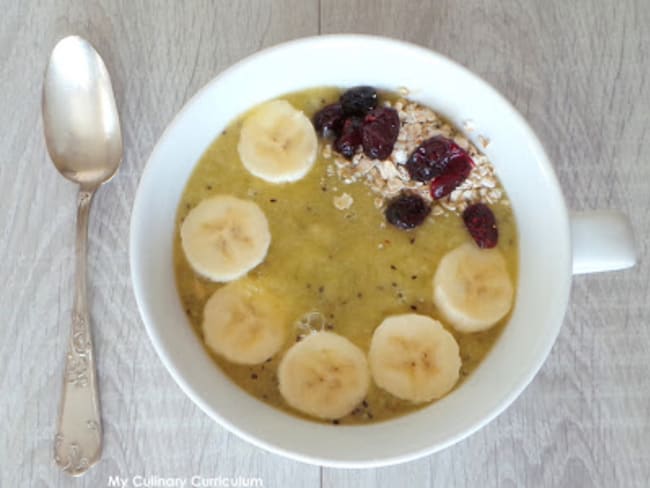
[321,0,650,487]
[0,1,320,486]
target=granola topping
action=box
[325,100,505,214]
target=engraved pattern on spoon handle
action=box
[54,188,102,476]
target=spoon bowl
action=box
[43,35,122,187]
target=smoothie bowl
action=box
[130,35,635,467]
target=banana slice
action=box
[180,195,271,282]
[202,280,288,365]
[433,242,514,333]
[278,331,370,419]
[368,314,461,403]
[237,99,318,183]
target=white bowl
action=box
[130,35,635,467]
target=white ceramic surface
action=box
[129,35,636,468]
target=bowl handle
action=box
[570,210,636,274]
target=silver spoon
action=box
[42,36,123,476]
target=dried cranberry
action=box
[430,153,474,200]
[334,116,363,159]
[361,107,400,160]
[405,136,465,182]
[385,193,431,230]
[340,86,378,115]
[313,103,345,138]
[463,203,498,248]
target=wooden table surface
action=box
[2,1,648,486]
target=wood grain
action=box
[1,0,648,487]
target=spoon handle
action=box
[54,188,102,476]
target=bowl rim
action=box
[129,33,571,468]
